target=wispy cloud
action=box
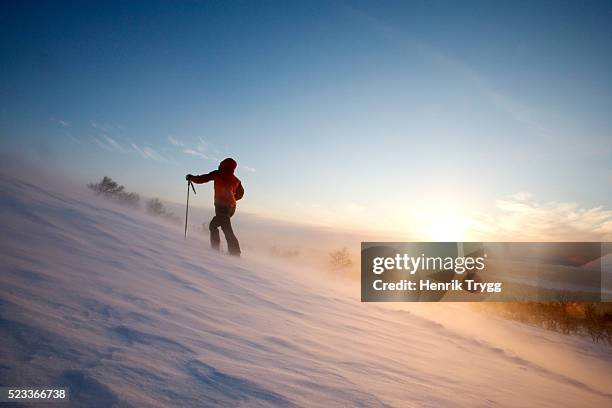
[169,136,215,160]
[91,136,111,151]
[91,135,130,153]
[421,49,557,140]
[345,6,559,142]
[91,121,124,133]
[51,117,70,127]
[168,136,184,147]
[67,135,82,145]
[131,143,167,161]
[174,136,230,163]
[240,165,256,172]
[91,135,129,153]
[92,133,166,162]
[196,137,208,153]
[183,149,208,159]
[471,193,612,241]
[508,191,532,201]
[102,135,129,153]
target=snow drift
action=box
[1,162,611,407]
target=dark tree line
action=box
[481,301,612,345]
[88,177,180,224]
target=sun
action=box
[426,215,469,241]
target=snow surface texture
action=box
[1,164,611,408]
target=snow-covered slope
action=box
[1,167,611,408]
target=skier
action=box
[186,158,244,256]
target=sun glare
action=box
[426,216,469,241]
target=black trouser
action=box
[209,205,240,255]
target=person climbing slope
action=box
[186,158,244,256]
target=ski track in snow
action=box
[1,168,612,408]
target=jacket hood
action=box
[218,158,237,174]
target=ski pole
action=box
[184,180,196,239]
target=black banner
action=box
[361,242,612,302]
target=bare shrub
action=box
[329,247,352,269]
[482,301,611,345]
[88,176,140,207]
[146,198,181,225]
[147,198,165,216]
[583,303,611,343]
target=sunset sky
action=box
[1,0,611,239]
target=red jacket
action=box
[191,158,244,207]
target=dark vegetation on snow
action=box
[268,245,356,276]
[479,301,612,345]
[146,198,181,225]
[88,176,180,225]
[329,247,353,270]
[88,176,140,207]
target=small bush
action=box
[147,198,165,216]
[88,176,140,207]
[329,248,352,269]
[146,198,181,225]
[584,304,612,344]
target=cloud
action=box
[89,121,166,161]
[92,134,167,161]
[240,165,256,173]
[423,49,556,138]
[196,137,208,153]
[142,147,166,161]
[91,136,112,151]
[345,6,559,142]
[51,117,70,127]
[168,136,184,147]
[91,121,124,133]
[172,137,218,160]
[102,135,129,153]
[508,191,532,201]
[471,194,612,241]
[90,120,129,153]
[91,135,130,153]
[67,135,82,145]
[183,149,208,159]
[92,122,109,132]
[131,143,167,161]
